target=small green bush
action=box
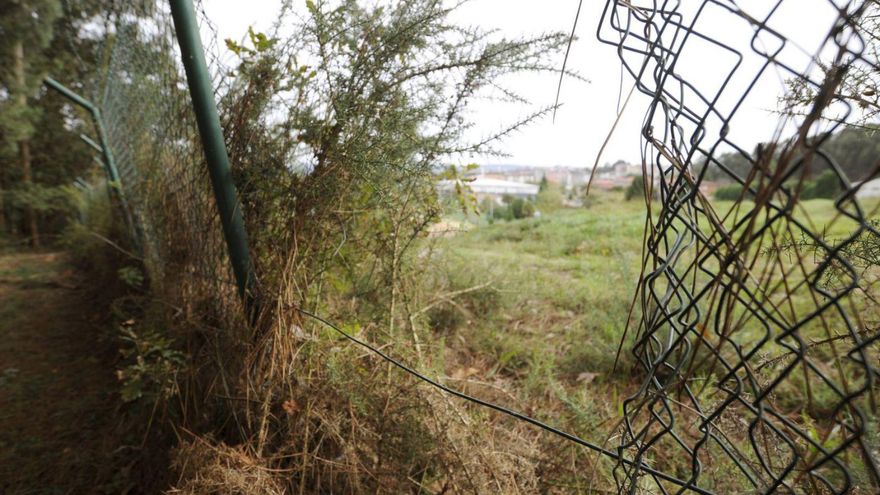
[801,170,842,199]
[512,198,535,219]
[492,203,512,221]
[510,198,526,219]
[714,183,746,201]
[491,196,537,220]
[535,187,563,213]
[624,175,646,201]
[59,183,114,261]
[117,323,185,403]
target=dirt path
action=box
[0,251,124,494]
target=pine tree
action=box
[0,0,62,245]
[539,174,549,192]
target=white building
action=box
[437,177,539,204]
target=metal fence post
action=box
[44,77,138,246]
[169,0,257,308]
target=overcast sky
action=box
[202,0,845,168]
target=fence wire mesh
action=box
[598,1,880,493]
[91,2,239,313]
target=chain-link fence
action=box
[89,2,241,315]
[598,1,880,492]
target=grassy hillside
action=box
[435,193,644,379]
[434,191,874,380]
[417,191,880,490]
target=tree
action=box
[696,126,880,187]
[0,0,62,245]
[221,0,569,312]
[781,2,880,129]
[536,186,563,213]
[812,126,880,181]
[625,175,646,201]
[509,197,534,219]
[801,170,843,199]
[538,173,549,192]
[0,1,125,243]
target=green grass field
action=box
[420,190,880,491]
[434,191,877,378]
[435,193,643,378]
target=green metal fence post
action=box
[169,0,257,307]
[44,76,138,246]
[44,78,121,185]
[79,133,103,153]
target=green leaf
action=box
[225,38,243,55]
[120,378,144,402]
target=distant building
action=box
[856,178,880,198]
[699,181,720,197]
[596,160,641,179]
[437,177,539,204]
[481,172,541,184]
[545,168,591,192]
[475,165,592,192]
[588,177,631,191]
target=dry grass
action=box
[170,438,286,495]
